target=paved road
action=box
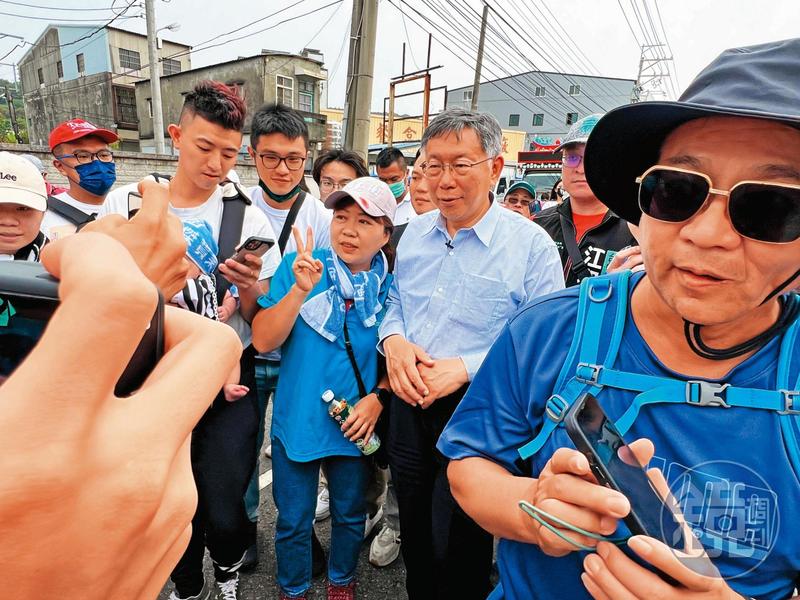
[158,404,409,600]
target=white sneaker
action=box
[364,505,384,539]
[315,486,330,520]
[264,444,272,458]
[167,578,212,600]
[215,573,240,600]
[369,524,401,567]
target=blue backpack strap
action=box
[518,271,632,460]
[588,367,793,436]
[777,318,800,474]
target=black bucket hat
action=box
[584,37,800,225]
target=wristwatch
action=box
[372,387,392,408]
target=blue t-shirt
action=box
[438,274,800,600]
[258,250,390,462]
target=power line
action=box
[511,0,624,104]
[0,8,138,21]
[264,0,344,75]
[653,0,680,90]
[24,1,342,100]
[440,0,576,117]
[482,1,608,114]
[398,0,420,71]
[0,0,127,11]
[328,12,351,80]
[616,0,641,45]
[386,0,546,118]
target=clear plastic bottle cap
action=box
[321,390,335,403]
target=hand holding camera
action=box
[0,189,242,599]
[84,179,190,298]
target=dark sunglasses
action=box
[636,165,800,244]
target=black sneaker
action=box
[312,528,327,578]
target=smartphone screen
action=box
[571,394,685,550]
[0,264,164,397]
[128,191,142,219]
[0,295,53,387]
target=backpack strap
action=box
[214,182,251,304]
[277,191,306,256]
[559,210,593,282]
[46,196,97,229]
[518,271,632,460]
[777,318,800,474]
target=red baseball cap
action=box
[49,118,118,151]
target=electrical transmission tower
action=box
[631,43,674,102]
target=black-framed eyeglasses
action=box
[421,156,493,178]
[55,149,114,164]
[257,153,306,171]
[636,165,800,244]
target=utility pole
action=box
[343,0,378,160]
[470,3,489,111]
[145,0,165,154]
[4,86,21,143]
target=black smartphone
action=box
[565,393,685,551]
[0,261,164,397]
[127,191,142,219]
[230,236,274,263]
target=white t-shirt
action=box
[40,192,104,241]
[393,193,417,226]
[102,180,281,346]
[247,185,332,255]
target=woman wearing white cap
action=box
[0,152,48,261]
[252,177,396,600]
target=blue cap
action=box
[183,219,219,275]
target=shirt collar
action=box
[422,196,501,247]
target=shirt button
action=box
[448,251,454,256]
[437,287,443,293]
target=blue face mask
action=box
[75,160,116,197]
[388,180,406,199]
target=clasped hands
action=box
[383,334,468,408]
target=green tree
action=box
[0,78,28,143]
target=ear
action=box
[490,155,505,186]
[247,146,256,160]
[167,123,181,149]
[52,158,68,177]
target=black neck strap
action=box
[684,294,800,361]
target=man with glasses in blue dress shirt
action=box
[378,107,564,600]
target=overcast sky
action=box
[1,0,797,115]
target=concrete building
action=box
[18,24,191,150]
[446,71,635,151]
[134,49,328,156]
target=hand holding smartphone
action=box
[230,236,274,264]
[564,393,685,550]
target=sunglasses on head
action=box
[635,165,800,244]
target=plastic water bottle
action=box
[321,389,381,456]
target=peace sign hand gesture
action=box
[291,226,323,294]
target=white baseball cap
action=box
[324,176,397,221]
[0,152,47,211]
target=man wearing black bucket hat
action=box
[437,38,800,600]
